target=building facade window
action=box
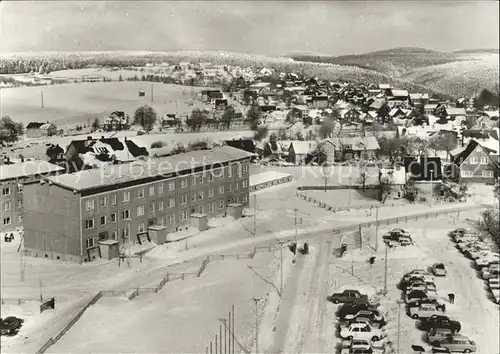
[482,170,493,178]
[236,182,239,191]
[460,170,473,177]
[192,193,197,202]
[192,175,197,186]
[158,201,164,211]
[209,188,214,197]
[110,213,117,222]
[3,217,11,225]
[181,194,188,204]
[243,165,248,174]
[110,194,117,205]
[149,186,155,196]
[3,201,11,211]
[122,209,130,219]
[208,172,213,181]
[480,157,488,165]
[137,188,145,199]
[228,184,232,192]
[242,194,248,203]
[99,197,107,207]
[218,200,225,209]
[86,237,95,248]
[17,214,23,223]
[242,180,248,188]
[208,203,214,213]
[219,186,224,194]
[110,231,117,240]
[181,179,188,188]
[169,198,176,208]
[158,184,164,195]
[180,210,188,221]
[148,202,155,213]
[138,223,146,233]
[227,165,232,177]
[137,206,145,216]
[2,187,11,196]
[121,227,130,238]
[168,215,175,224]
[100,215,106,225]
[168,181,176,191]
[85,199,95,211]
[469,157,478,164]
[85,219,94,229]
[123,191,130,202]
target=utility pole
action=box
[375,206,379,251]
[252,298,260,354]
[430,169,434,204]
[277,241,285,296]
[232,304,235,354]
[294,208,299,244]
[39,277,43,302]
[348,177,352,208]
[383,242,388,295]
[396,299,404,353]
[253,194,257,237]
[151,83,154,104]
[228,310,232,354]
[220,325,223,354]
[40,90,44,108]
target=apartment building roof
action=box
[0,161,65,181]
[44,146,254,193]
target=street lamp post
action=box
[252,298,260,354]
[396,299,405,353]
[429,168,434,204]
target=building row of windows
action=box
[83,197,243,231]
[1,184,23,197]
[84,199,237,248]
[84,180,249,211]
[460,170,494,178]
[468,156,490,165]
[2,200,22,211]
[2,214,23,226]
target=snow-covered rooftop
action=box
[0,161,65,181]
[249,171,293,187]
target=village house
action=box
[291,105,311,120]
[340,108,364,121]
[26,122,57,139]
[309,95,329,109]
[316,135,380,163]
[379,166,407,200]
[102,111,130,132]
[287,141,317,165]
[449,140,499,183]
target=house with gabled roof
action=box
[448,140,499,183]
[287,141,317,165]
[26,122,57,138]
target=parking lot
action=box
[321,211,499,353]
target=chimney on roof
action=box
[20,155,24,163]
[87,136,92,141]
[101,136,105,140]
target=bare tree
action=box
[358,169,367,192]
[321,164,332,192]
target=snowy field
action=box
[47,251,280,354]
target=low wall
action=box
[250,175,294,192]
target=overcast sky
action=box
[1,1,498,56]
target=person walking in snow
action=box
[448,293,455,304]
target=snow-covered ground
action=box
[47,251,278,354]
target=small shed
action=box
[99,240,119,260]
[227,203,244,219]
[148,225,168,244]
[190,213,208,231]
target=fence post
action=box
[182,273,185,280]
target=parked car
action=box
[420,315,461,333]
[491,288,500,303]
[336,303,380,319]
[475,254,500,268]
[425,282,438,299]
[465,244,492,259]
[340,348,374,354]
[427,328,455,346]
[481,264,499,279]
[488,277,500,290]
[340,323,386,342]
[341,338,372,350]
[344,310,384,322]
[469,250,496,260]
[398,236,414,246]
[405,281,428,293]
[432,263,447,276]
[403,270,432,282]
[329,290,369,305]
[406,290,431,304]
[449,228,468,238]
[407,298,446,312]
[436,334,477,353]
[0,317,24,336]
[408,303,445,319]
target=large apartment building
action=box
[0,161,65,234]
[23,146,253,263]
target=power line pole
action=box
[253,194,257,237]
[375,206,379,251]
[232,304,235,354]
[252,298,260,354]
[383,242,388,295]
[396,300,404,354]
[348,177,352,208]
[277,241,285,297]
[151,83,154,104]
[40,90,44,108]
[294,208,299,244]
